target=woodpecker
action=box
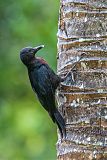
[20,45,66,138]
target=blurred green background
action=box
[0,0,59,159]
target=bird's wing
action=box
[45,65,61,89]
[28,65,56,113]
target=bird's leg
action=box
[61,53,86,82]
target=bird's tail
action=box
[54,109,66,139]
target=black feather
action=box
[20,46,66,138]
[28,61,66,138]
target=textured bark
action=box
[56,0,107,160]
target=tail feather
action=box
[54,109,66,138]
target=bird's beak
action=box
[33,45,44,54]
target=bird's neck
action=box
[27,58,36,70]
[36,57,47,65]
[27,57,48,71]
[27,58,42,71]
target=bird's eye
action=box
[29,49,32,51]
[29,49,33,53]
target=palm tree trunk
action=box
[56,0,107,159]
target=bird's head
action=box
[20,45,44,65]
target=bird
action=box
[20,45,66,138]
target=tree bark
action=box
[56,0,107,159]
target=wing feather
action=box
[28,65,56,113]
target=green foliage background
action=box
[0,0,59,159]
